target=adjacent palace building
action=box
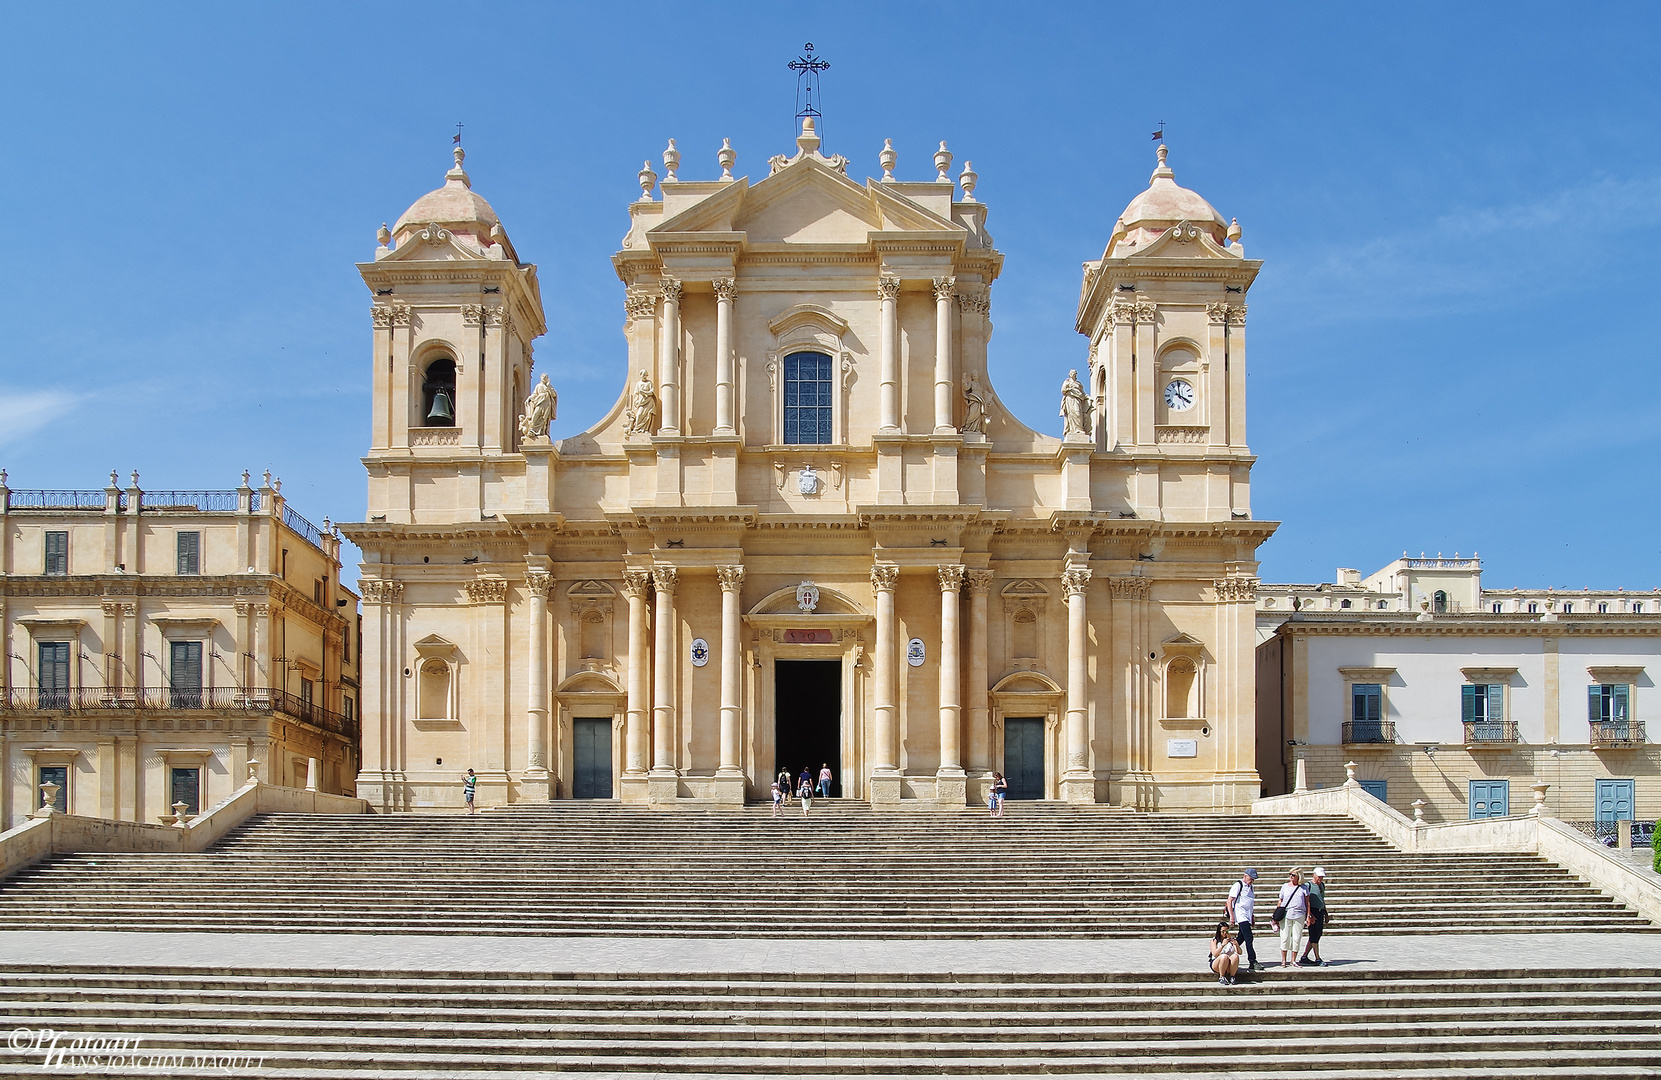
[339,122,1274,811]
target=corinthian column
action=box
[870,563,900,774]
[936,565,966,776]
[650,565,678,774]
[659,278,682,436]
[964,570,995,775]
[878,276,900,432]
[716,565,745,776]
[933,276,956,433]
[524,569,552,791]
[713,279,737,435]
[1061,566,1094,803]
[621,569,651,776]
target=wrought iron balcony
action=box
[1590,720,1646,747]
[1463,721,1519,746]
[1342,720,1396,745]
[1,687,357,740]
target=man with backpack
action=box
[1224,868,1260,972]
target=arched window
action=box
[1527,602,1538,614]
[1433,590,1448,613]
[1339,599,1352,609]
[1377,600,1388,610]
[421,356,457,427]
[783,352,832,444]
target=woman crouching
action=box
[1210,921,1242,985]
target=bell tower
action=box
[358,146,547,525]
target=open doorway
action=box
[775,659,841,797]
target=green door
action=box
[572,718,613,799]
[1003,718,1045,800]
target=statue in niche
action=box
[959,371,989,435]
[518,373,557,441]
[1059,368,1092,440]
[624,369,658,436]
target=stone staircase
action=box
[0,805,1651,937]
[1,965,1659,1078]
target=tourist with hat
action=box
[1300,867,1330,966]
[1224,868,1260,972]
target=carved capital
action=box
[483,305,507,328]
[1107,575,1151,600]
[466,578,508,605]
[1226,303,1248,326]
[651,565,678,595]
[956,289,990,316]
[712,277,737,304]
[1134,298,1158,322]
[717,565,746,593]
[870,563,900,592]
[359,581,403,605]
[937,564,966,592]
[388,303,412,328]
[461,304,484,327]
[1206,301,1230,325]
[621,568,653,599]
[1109,298,1137,326]
[371,305,393,329]
[525,570,553,599]
[659,277,683,304]
[1214,576,1260,603]
[877,275,900,303]
[932,276,957,302]
[625,290,658,323]
[1062,568,1093,597]
[965,569,995,595]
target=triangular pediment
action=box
[1001,578,1050,597]
[1127,221,1239,260]
[651,157,961,245]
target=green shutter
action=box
[1462,684,1476,723]
[1488,683,1504,722]
[1614,684,1629,722]
[1589,685,1603,722]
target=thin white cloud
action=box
[0,390,82,447]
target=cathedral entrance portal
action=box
[774,660,841,798]
[1003,718,1046,800]
[572,718,614,799]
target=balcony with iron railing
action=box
[0,487,337,551]
[1590,720,1647,747]
[1463,720,1519,746]
[1,686,357,740]
[1342,720,1396,745]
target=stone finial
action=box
[718,138,736,181]
[110,470,120,487]
[129,470,140,488]
[879,139,896,182]
[1151,143,1173,182]
[247,760,261,785]
[34,781,60,817]
[1530,782,1552,816]
[261,470,272,489]
[1411,799,1427,825]
[662,138,680,182]
[1344,761,1359,786]
[377,223,391,245]
[172,801,191,827]
[934,141,953,182]
[447,146,470,187]
[959,160,978,202]
[638,160,658,201]
[239,470,251,489]
[797,116,822,155]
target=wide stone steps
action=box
[0,809,1649,937]
[1,968,1658,1078]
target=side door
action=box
[1468,779,1510,819]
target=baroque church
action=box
[341,118,1274,811]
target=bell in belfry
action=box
[427,389,454,424]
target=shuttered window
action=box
[1589,683,1630,723]
[38,642,70,708]
[44,531,68,576]
[1351,683,1382,723]
[176,531,201,575]
[1462,684,1503,722]
[169,641,203,708]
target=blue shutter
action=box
[1488,684,1504,722]
[1462,684,1477,723]
[1614,684,1629,722]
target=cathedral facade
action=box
[341,121,1274,811]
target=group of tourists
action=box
[772,764,834,816]
[1210,866,1329,984]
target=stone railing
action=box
[0,781,369,882]
[1253,773,1661,926]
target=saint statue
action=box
[518,373,557,441]
[624,369,659,436]
[1059,368,1092,440]
[959,371,989,435]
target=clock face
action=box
[1164,379,1195,411]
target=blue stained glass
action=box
[783,351,833,444]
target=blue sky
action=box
[3,3,1658,589]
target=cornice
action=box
[1279,614,1661,638]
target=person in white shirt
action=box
[1224,868,1259,972]
[1274,868,1311,968]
